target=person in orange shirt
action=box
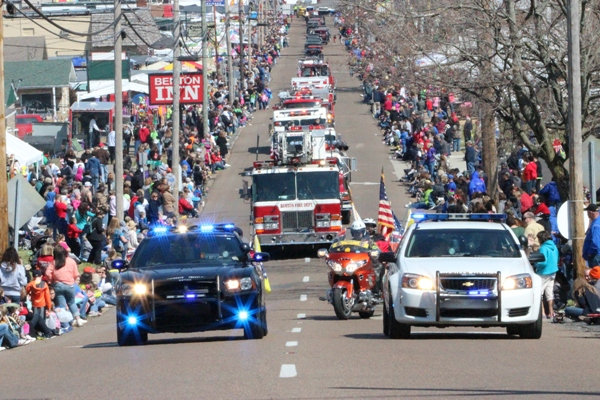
[25,270,54,338]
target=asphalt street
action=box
[3,11,599,400]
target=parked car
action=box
[15,114,43,138]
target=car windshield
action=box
[130,233,246,269]
[405,229,521,258]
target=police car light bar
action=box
[411,213,507,223]
[149,223,237,236]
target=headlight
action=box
[402,273,435,290]
[122,282,148,296]
[502,273,533,290]
[327,260,343,273]
[132,283,148,295]
[225,277,254,292]
[345,260,366,273]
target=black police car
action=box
[112,223,270,346]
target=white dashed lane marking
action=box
[291,327,302,333]
[280,364,297,378]
[302,276,310,283]
[297,313,306,319]
[285,341,298,347]
[300,294,307,301]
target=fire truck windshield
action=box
[283,101,321,109]
[278,118,323,128]
[253,170,339,202]
[286,136,304,154]
[254,172,296,201]
[301,67,328,77]
[296,171,339,200]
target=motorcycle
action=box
[318,242,382,320]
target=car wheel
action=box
[518,304,543,339]
[388,294,411,339]
[358,309,374,319]
[382,299,390,336]
[244,309,267,340]
[506,326,519,336]
[332,287,353,320]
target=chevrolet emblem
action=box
[462,281,475,287]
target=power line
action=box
[12,6,96,45]
[20,0,118,37]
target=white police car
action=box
[381,213,544,339]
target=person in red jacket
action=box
[138,123,150,144]
[25,269,54,338]
[178,192,197,217]
[54,195,69,235]
[522,155,538,195]
[66,216,82,258]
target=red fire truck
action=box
[297,59,335,88]
[251,158,345,251]
[274,89,335,123]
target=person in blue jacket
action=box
[539,180,561,206]
[583,203,600,268]
[535,230,559,319]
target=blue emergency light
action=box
[412,213,506,223]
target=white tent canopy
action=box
[6,131,44,166]
[77,81,149,101]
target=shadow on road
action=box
[329,386,600,398]
[345,331,515,340]
[82,334,246,349]
[247,145,272,156]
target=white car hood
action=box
[402,257,531,278]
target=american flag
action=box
[377,170,397,238]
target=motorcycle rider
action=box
[346,219,385,296]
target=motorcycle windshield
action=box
[329,240,370,253]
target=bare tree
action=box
[339,0,600,200]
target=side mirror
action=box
[252,252,270,262]
[518,235,528,249]
[112,259,127,271]
[241,243,251,253]
[528,251,545,264]
[379,251,396,263]
[317,248,328,258]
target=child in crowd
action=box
[25,269,55,339]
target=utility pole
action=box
[225,0,235,102]
[172,0,182,217]
[114,0,124,222]
[480,0,498,205]
[202,0,209,138]
[239,0,245,93]
[567,0,585,278]
[0,7,8,251]
[214,6,220,76]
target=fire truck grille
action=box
[281,211,313,232]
